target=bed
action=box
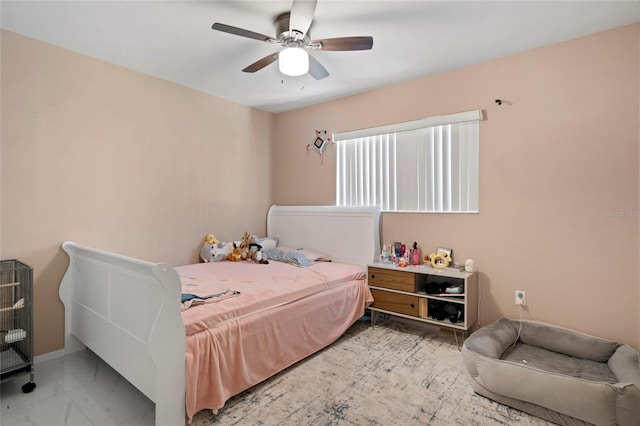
[58,205,380,425]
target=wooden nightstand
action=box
[367,263,478,347]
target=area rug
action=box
[191,318,553,425]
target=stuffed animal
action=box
[239,232,252,261]
[227,243,243,262]
[200,243,221,263]
[247,235,269,264]
[252,245,269,264]
[236,232,269,264]
[204,233,220,245]
[200,233,226,262]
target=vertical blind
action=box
[335,110,480,213]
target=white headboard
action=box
[266,205,380,267]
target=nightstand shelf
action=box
[367,263,478,346]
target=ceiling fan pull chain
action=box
[299,75,305,91]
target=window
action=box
[335,110,481,213]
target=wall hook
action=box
[495,99,512,106]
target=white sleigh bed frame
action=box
[59,205,380,425]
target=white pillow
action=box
[256,237,278,251]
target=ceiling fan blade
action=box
[212,23,274,43]
[313,36,374,51]
[308,55,329,80]
[242,52,280,73]
[289,0,317,37]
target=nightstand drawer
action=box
[368,267,415,292]
[371,289,419,316]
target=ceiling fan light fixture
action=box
[279,47,309,76]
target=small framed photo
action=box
[393,242,402,257]
[436,247,452,260]
[313,136,325,150]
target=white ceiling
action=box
[2,1,639,113]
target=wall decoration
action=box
[307,130,333,160]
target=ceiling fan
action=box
[211,0,373,80]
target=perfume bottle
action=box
[378,245,387,263]
[411,242,420,265]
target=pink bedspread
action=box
[175,260,373,421]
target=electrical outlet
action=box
[515,290,525,306]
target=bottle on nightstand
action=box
[411,242,420,265]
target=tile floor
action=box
[1,349,155,426]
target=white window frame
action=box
[334,110,481,213]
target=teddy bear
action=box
[200,233,227,263]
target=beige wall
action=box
[274,24,640,349]
[1,30,274,355]
[2,23,639,356]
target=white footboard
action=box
[59,241,186,426]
